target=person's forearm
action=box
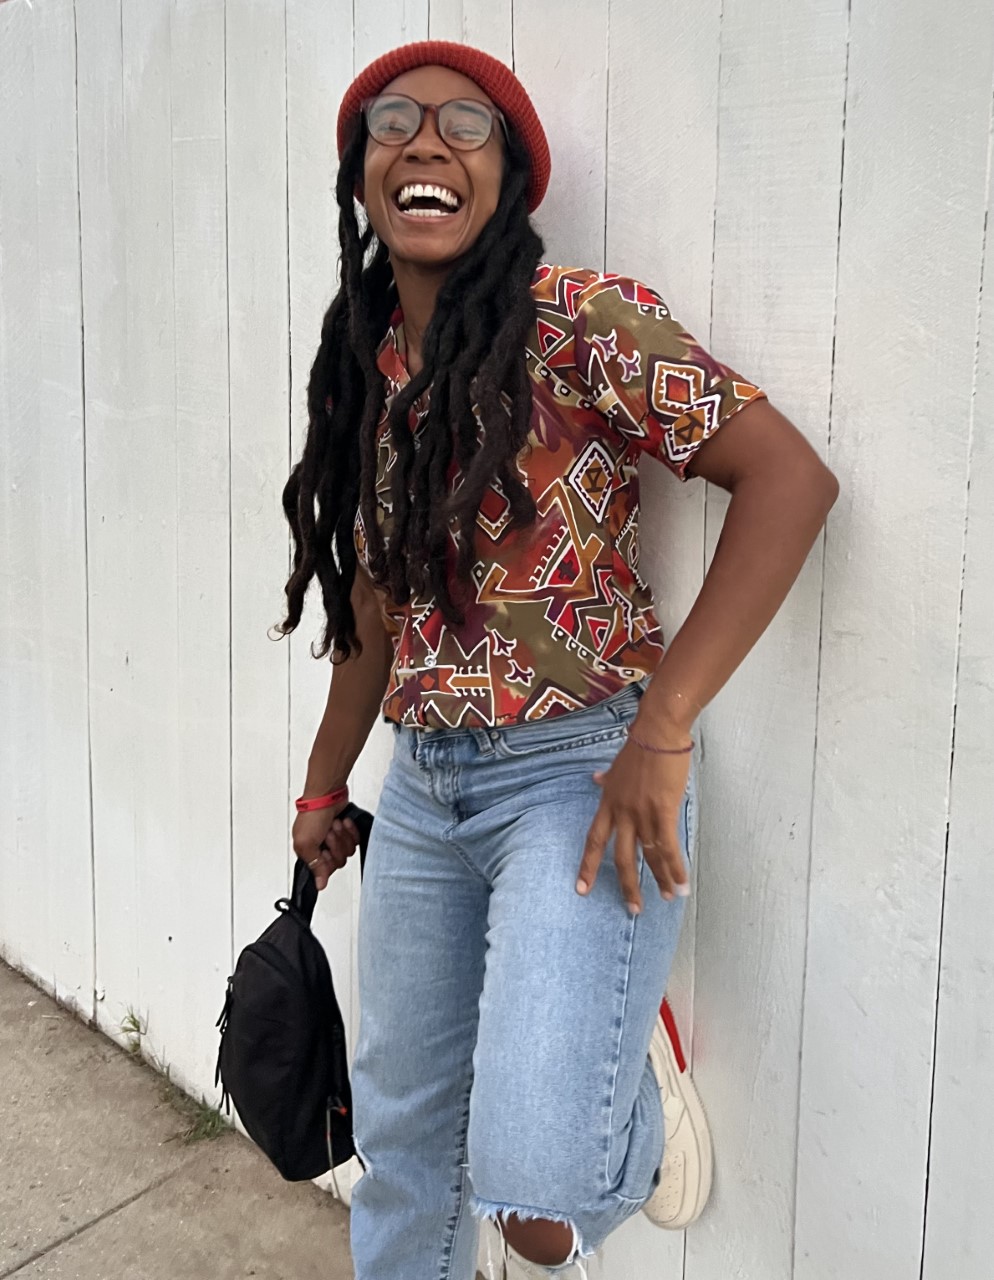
[640,461,839,737]
[302,601,394,796]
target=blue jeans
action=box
[349,680,696,1277]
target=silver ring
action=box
[307,857,322,868]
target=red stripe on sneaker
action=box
[660,997,687,1074]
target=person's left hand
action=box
[576,733,692,915]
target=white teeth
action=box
[395,182,462,210]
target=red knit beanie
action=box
[336,40,551,213]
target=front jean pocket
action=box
[492,680,647,759]
[493,719,628,759]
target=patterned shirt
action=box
[354,265,766,730]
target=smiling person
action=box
[279,40,838,1280]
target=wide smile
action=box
[392,182,466,222]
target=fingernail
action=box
[675,883,691,898]
[628,902,641,915]
[576,879,588,895]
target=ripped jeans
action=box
[349,679,695,1277]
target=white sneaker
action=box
[642,998,713,1229]
[319,1153,364,1206]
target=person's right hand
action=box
[292,803,359,891]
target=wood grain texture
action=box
[29,0,94,1017]
[225,0,292,964]
[167,0,233,1095]
[0,0,45,983]
[512,0,608,272]
[920,97,994,1280]
[354,0,429,70]
[694,5,850,1279]
[75,0,138,1044]
[795,4,994,1277]
[0,0,94,1008]
[111,0,181,1080]
[428,0,510,55]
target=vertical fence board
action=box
[428,0,510,54]
[27,0,94,1015]
[167,0,233,1093]
[602,0,723,1272]
[226,0,292,966]
[0,0,45,981]
[0,1,15,971]
[76,0,136,1039]
[689,4,850,1280]
[796,3,994,1276]
[512,0,608,272]
[90,0,185,1075]
[354,0,429,70]
[920,108,994,1280]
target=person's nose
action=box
[401,106,451,163]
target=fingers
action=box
[577,803,613,898]
[642,813,689,902]
[613,819,643,915]
[579,803,689,912]
[294,816,360,892]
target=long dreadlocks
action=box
[278,117,544,660]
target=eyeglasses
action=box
[362,93,507,152]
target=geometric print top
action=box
[353,264,766,730]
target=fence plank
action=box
[226,0,293,969]
[688,4,850,1279]
[920,105,994,1280]
[354,0,429,70]
[512,0,608,272]
[796,3,994,1276]
[107,0,179,1074]
[76,0,137,1042]
[24,0,95,1016]
[428,0,510,54]
[166,0,233,1093]
[0,0,47,982]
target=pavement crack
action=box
[0,1168,185,1278]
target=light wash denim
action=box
[349,679,697,1278]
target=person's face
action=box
[361,65,505,270]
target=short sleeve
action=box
[571,272,767,480]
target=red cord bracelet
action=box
[295,785,349,813]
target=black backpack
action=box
[214,803,373,1181]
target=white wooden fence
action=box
[1,1,991,1277]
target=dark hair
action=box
[277,117,544,660]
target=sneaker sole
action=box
[642,1014,713,1229]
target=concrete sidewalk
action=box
[0,960,354,1280]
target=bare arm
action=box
[293,568,394,889]
[301,567,394,795]
[579,398,839,912]
[638,397,840,736]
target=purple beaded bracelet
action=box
[625,726,695,755]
